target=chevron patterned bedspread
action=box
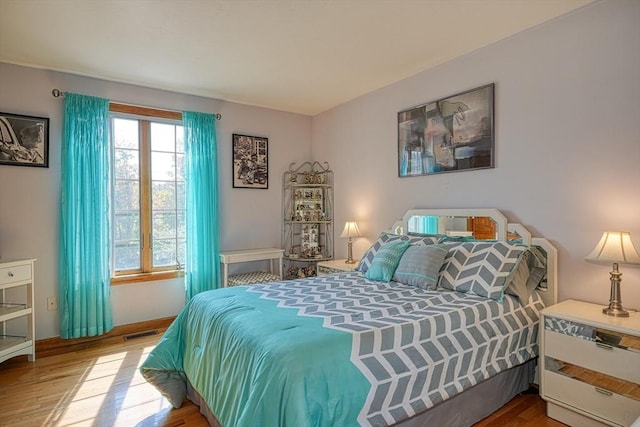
[141,271,544,427]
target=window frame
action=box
[109,103,185,285]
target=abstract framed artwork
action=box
[232,133,269,189]
[398,83,494,177]
[0,112,49,168]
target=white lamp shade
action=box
[341,221,361,238]
[586,231,640,265]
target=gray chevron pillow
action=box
[438,241,527,301]
[393,244,449,290]
[357,232,440,273]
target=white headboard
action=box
[390,208,557,307]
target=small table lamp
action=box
[585,231,640,317]
[341,221,361,264]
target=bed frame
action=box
[391,208,558,307]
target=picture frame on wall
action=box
[232,133,269,189]
[398,83,494,177]
[0,112,49,168]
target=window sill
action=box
[111,270,184,285]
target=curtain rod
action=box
[51,89,222,120]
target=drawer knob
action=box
[595,342,613,351]
[8,272,14,277]
[595,387,613,397]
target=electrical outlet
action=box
[47,297,58,311]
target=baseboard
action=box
[34,316,175,358]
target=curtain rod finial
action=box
[52,89,63,98]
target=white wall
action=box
[312,0,640,308]
[0,63,311,339]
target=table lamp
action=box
[341,221,361,264]
[585,231,640,317]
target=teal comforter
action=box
[140,285,369,427]
[142,273,543,427]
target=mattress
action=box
[141,271,544,427]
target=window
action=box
[110,105,185,282]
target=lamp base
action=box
[602,306,629,317]
[345,239,356,264]
[602,263,629,317]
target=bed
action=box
[141,208,558,427]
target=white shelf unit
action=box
[0,258,36,363]
[282,162,333,279]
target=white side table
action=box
[219,248,284,287]
[1,258,36,363]
[317,259,358,275]
[540,299,640,426]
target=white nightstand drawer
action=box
[545,329,640,384]
[545,370,639,427]
[316,259,358,275]
[0,264,32,285]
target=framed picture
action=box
[398,83,494,177]
[232,133,268,189]
[0,112,49,168]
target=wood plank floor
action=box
[0,328,566,427]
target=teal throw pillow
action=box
[364,240,410,282]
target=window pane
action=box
[152,182,176,209]
[177,182,185,209]
[115,211,140,241]
[177,239,186,266]
[151,122,175,152]
[114,149,139,180]
[113,118,138,149]
[177,210,186,238]
[153,238,176,267]
[114,180,139,210]
[152,211,176,239]
[151,152,176,180]
[176,126,184,153]
[176,153,184,181]
[115,241,140,271]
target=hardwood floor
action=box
[0,328,566,427]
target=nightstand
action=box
[540,299,640,427]
[317,259,358,275]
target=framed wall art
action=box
[0,112,49,168]
[398,83,494,177]
[232,133,268,189]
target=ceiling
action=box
[0,0,595,116]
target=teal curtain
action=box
[59,93,113,339]
[183,111,220,300]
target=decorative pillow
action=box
[392,244,449,290]
[357,232,440,273]
[504,247,547,303]
[438,241,527,301]
[364,240,410,282]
